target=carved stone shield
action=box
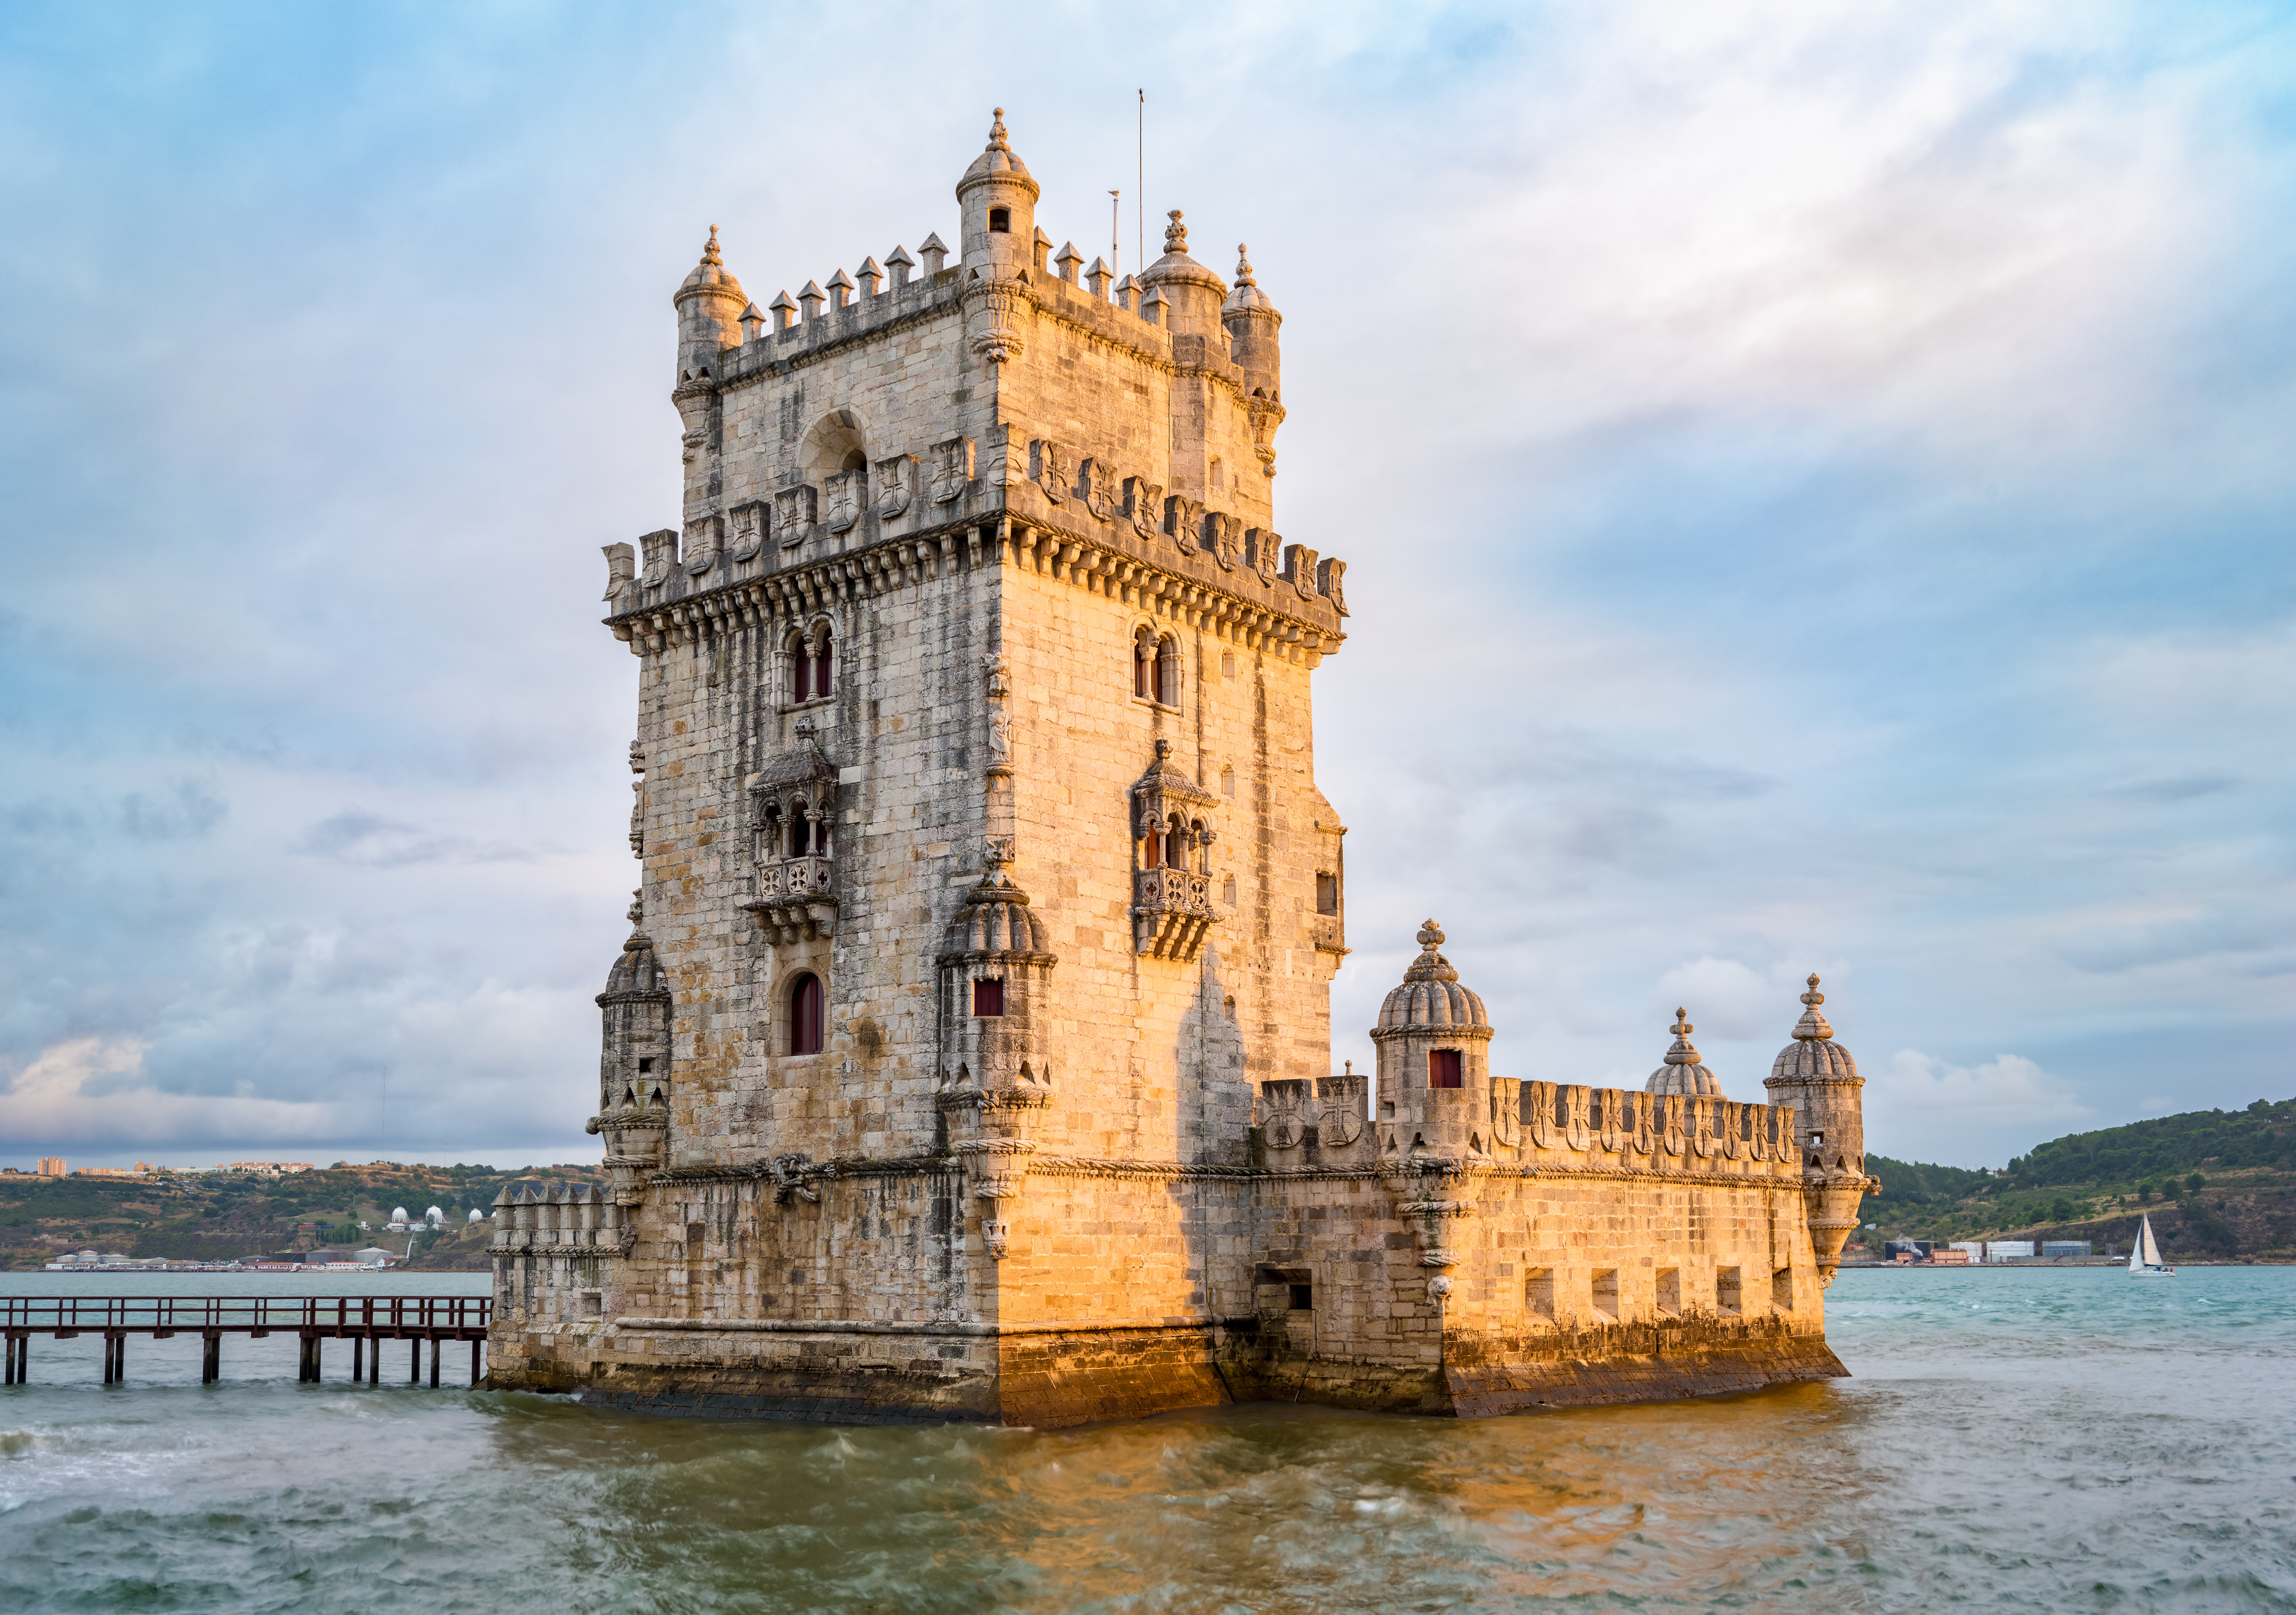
[927,435,974,504]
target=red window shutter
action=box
[794,656,811,702]
[790,974,824,1056]
[972,978,1005,1017]
[1429,1050,1463,1088]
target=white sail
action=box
[2140,1215,2161,1268]
[2129,1220,2144,1272]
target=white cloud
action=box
[1865,1049,2092,1150]
[0,1036,345,1148]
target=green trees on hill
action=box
[2005,1099,2294,1188]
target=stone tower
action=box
[486,113,1868,1424]
[1765,974,1871,1282]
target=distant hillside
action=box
[1862,1094,2296,1260]
[2003,1099,2296,1188]
[0,1161,609,1270]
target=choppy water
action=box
[2,1268,2293,1612]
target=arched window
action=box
[758,803,782,862]
[810,627,833,702]
[1165,814,1187,869]
[1189,818,1209,872]
[788,973,824,1056]
[840,449,866,473]
[1155,635,1179,707]
[1132,628,1155,699]
[789,631,811,703]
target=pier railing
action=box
[1,1294,492,1388]
[0,1294,489,1335]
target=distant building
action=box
[1949,1242,1986,1262]
[1985,1241,2037,1261]
[424,1205,446,1228]
[354,1246,397,1267]
[2041,1240,2092,1259]
[1929,1248,1972,1265]
[227,1161,315,1176]
[74,1166,145,1179]
[37,1157,66,1177]
[387,1207,411,1231]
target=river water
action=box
[2,1267,2291,1613]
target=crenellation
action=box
[491,110,1868,1424]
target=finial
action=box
[1792,973,1835,1041]
[1234,243,1255,285]
[627,888,644,928]
[1154,737,1172,760]
[702,225,721,265]
[987,107,1009,150]
[1416,917,1445,951]
[1164,209,1187,253]
[1664,1008,1703,1066]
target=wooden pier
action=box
[1,1295,490,1388]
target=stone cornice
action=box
[606,509,1345,664]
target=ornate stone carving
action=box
[823,467,865,533]
[1079,456,1116,520]
[728,501,768,563]
[1205,510,1241,572]
[682,513,721,574]
[1163,495,1204,553]
[1283,542,1321,600]
[962,275,1030,364]
[638,527,677,589]
[1261,1080,1308,1150]
[1028,439,1069,504]
[928,435,974,503]
[1317,555,1348,615]
[772,485,816,551]
[1123,477,1164,540]
[872,454,917,520]
[1247,527,1281,587]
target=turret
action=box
[956,108,1041,281]
[1644,1008,1723,1097]
[1371,920,1499,1159]
[672,225,746,384]
[1221,243,1281,396]
[1139,210,1228,339]
[1762,974,1874,1285]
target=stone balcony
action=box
[742,854,837,942]
[1133,866,1218,962]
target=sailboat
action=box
[2128,1212,2175,1277]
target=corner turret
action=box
[672,225,746,383]
[1140,210,1228,339]
[956,108,1041,280]
[1762,974,1876,1285]
[1371,920,1499,1159]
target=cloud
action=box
[0,1035,344,1148]
[294,809,537,868]
[118,780,226,841]
[1867,1050,2093,1143]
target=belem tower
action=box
[486,111,1878,1423]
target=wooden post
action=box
[410,1339,420,1384]
[428,1335,440,1389]
[202,1331,221,1384]
[470,1338,482,1387]
[369,1334,380,1385]
[352,1334,363,1383]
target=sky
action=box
[1,0,2291,1172]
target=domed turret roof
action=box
[958,107,1038,196]
[678,225,745,299]
[939,868,1056,963]
[600,926,668,1001]
[1771,974,1858,1080]
[1376,920,1491,1035]
[1646,1008,1724,1097]
[1142,209,1228,294]
[1222,243,1276,314]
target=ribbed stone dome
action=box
[958,108,1037,192]
[1222,244,1276,313]
[1646,1008,1724,1097]
[677,225,744,298]
[601,930,667,998]
[1770,974,1859,1080]
[939,870,1054,962]
[1142,209,1227,293]
[1376,920,1491,1032]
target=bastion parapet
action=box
[488,110,1873,1424]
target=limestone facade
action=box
[486,113,1872,1424]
